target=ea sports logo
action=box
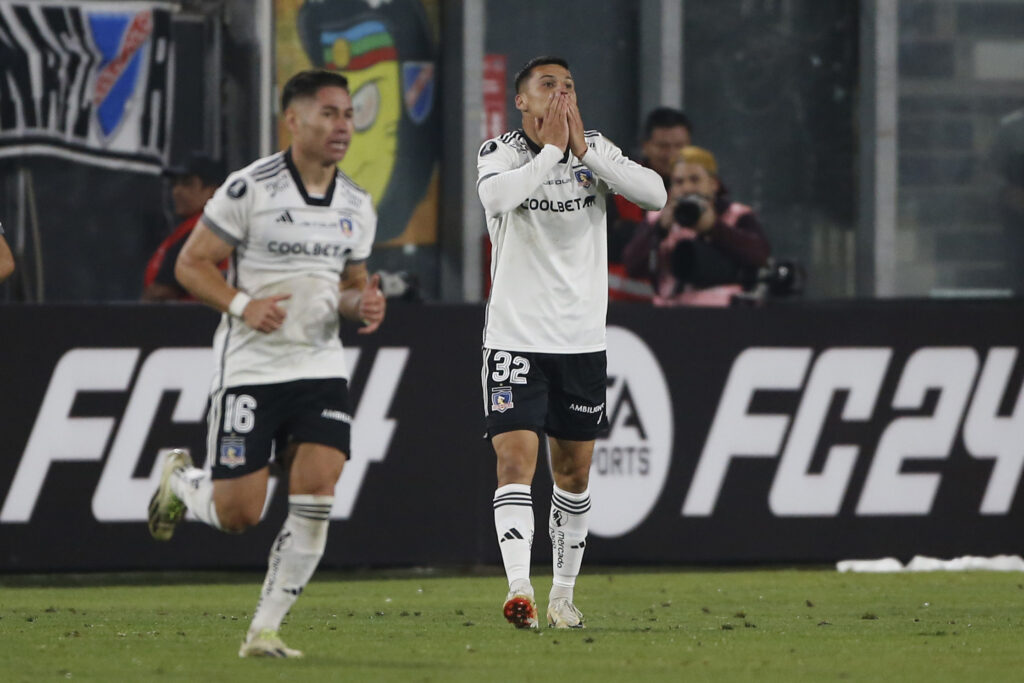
[588,326,673,537]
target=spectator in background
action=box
[141,154,226,301]
[0,222,14,283]
[992,108,1024,294]
[639,108,694,187]
[608,107,692,301]
[624,145,771,306]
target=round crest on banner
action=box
[585,326,673,537]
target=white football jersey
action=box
[202,149,376,390]
[477,129,666,353]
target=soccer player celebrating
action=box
[477,57,666,629]
[147,69,385,658]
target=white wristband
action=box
[228,292,251,318]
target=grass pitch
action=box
[3,567,1024,682]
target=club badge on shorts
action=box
[220,437,246,468]
[491,386,514,413]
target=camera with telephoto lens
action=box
[672,193,707,227]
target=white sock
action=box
[493,484,533,589]
[170,467,222,530]
[549,485,591,602]
[248,495,332,636]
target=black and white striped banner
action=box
[0,1,175,173]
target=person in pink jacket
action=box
[623,146,771,306]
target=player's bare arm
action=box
[0,234,14,283]
[339,260,386,334]
[176,220,290,333]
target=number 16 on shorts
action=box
[224,393,257,433]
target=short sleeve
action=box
[201,171,253,247]
[351,196,377,262]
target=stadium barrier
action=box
[1,301,1023,571]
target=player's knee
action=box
[551,457,590,492]
[554,468,590,493]
[216,504,262,533]
[496,451,535,484]
[497,464,528,484]
[290,458,345,495]
[293,479,341,497]
[321,458,345,486]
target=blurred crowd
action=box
[139,106,784,309]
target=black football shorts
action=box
[207,377,351,479]
[481,348,609,441]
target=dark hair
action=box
[280,69,349,111]
[514,56,570,93]
[162,152,226,187]
[643,107,693,140]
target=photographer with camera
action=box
[623,145,771,306]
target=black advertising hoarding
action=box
[0,304,492,572]
[1,301,1023,571]
[607,302,1024,564]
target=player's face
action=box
[515,64,577,119]
[670,161,718,200]
[288,86,355,166]
[643,126,691,179]
[171,175,213,218]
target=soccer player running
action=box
[147,70,385,658]
[477,57,666,629]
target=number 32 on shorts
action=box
[491,351,530,384]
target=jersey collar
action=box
[518,129,571,164]
[284,147,337,207]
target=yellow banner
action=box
[274,0,440,246]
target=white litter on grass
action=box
[836,557,903,573]
[837,555,1024,573]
